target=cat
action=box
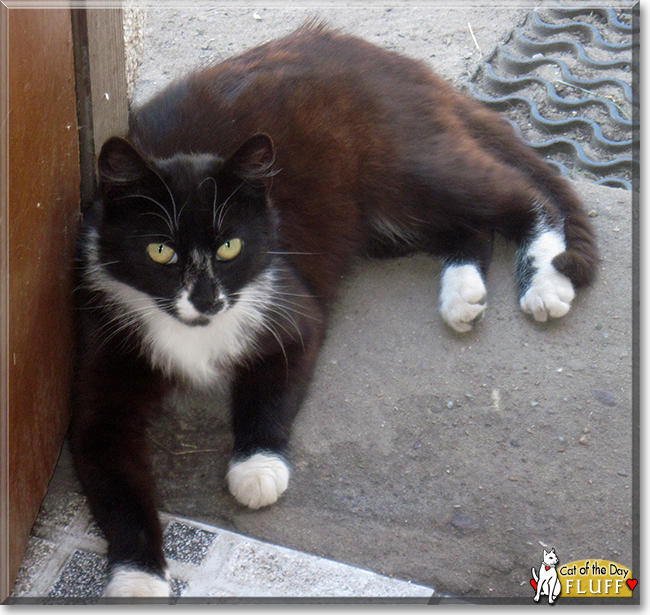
[70,24,597,598]
[531,548,562,603]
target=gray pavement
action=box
[14,0,636,602]
[153,179,633,598]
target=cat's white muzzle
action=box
[175,288,228,326]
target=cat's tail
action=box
[460,101,599,289]
[514,145,599,289]
[531,567,538,582]
[547,179,599,289]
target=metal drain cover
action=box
[470,2,639,190]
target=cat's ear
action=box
[223,134,276,184]
[97,136,159,194]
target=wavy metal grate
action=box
[470,3,639,190]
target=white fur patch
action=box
[103,567,170,598]
[175,289,203,322]
[227,452,290,509]
[519,229,575,322]
[439,264,487,333]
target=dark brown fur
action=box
[130,26,597,295]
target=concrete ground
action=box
[14,0,636,602]
[131,1,636,599]
[152,181,633,598]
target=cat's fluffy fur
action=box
[70,25,597,597]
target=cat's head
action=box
[543,549,558,566]
[89,133,278,326]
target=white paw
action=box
[520,266,575,322]
[439,264,487,333]
[227,452,290,509]
[519,227,575,322]
[103,567,170,598]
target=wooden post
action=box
[0,1,128,600]
[86,7,129,153]
[72,3,129,207]
[1,5,81,600]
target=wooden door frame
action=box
[0,1,128,601]
[0,1,10,602]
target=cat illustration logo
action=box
[531,548,562,603]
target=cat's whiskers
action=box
[215,180,245,231]
[265,293,323,322]
[129,233,175,243]
[74,261,124,294]
[234,303,290,372]
[253,302,306,349]
[175,200,189,230]
[89,310,142,354]
[406,212,428,225]
[91,295,180,354]
[267,288,317,299]
[272,299,320,324]
[117,194,176,235]
[232,293,316,349]
[139,211,176,237]
[199,176,219,228]
[156,173,180,232]
[77,259,121,276]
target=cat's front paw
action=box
[439,264,487,333]
[520,265,575,322]
[227,452,290,509]
[103,567,170,598]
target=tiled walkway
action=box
[10,491,434,603]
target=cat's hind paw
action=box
[227,452,290,509]
[518,228,576,322]
[520,266,575,322]
[439,264,487,333]
[103,567,170,598]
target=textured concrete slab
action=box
[9,455,433,602]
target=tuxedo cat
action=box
[70,25,597,597]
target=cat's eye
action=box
[147,243,178,265]
[217,238,243,261]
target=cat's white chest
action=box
[142,297,260,386]
[142,308,244,385]
[142,273,274,386]
[93,266,274,387]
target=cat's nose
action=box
[189,275,223,315]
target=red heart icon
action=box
[627,579,638,591]
[530,578,538,591]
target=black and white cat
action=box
[70,25,597,597]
